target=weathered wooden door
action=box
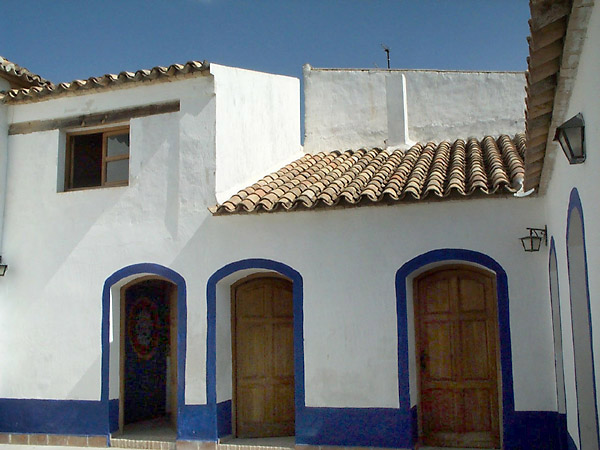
[415,266,500,448]
[233,276,295,437]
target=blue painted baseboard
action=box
[178,404,216,441]
[505,411,568,450]
[296,406,412,448]
[0,398,575,449]
[109,399,119,433]
[0,398,107,435]
[217,400,232,438]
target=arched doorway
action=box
[206,258,304,441]
[414,265,500,448]
[566,189,599,449]
[120,277,178,431]
[231,275,295,437]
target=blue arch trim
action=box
[395,248,515,448]
[549,237,571,449]
[566,187,600,447]
[101,263,187,435]
[206,258,305,439]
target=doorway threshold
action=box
[111,417,176,450]
[219,436,295,449]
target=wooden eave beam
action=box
[526,88,556,108]
[526,75,557,96]
[529,18,567,51]
[528,58,561,84]
[529,40,564,67]
[8,100,180,135]
[527,100,554,120]
[526,133,549,149]
[529,0,571,30]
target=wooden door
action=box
[233,276,295,437]
[415,266,500,448]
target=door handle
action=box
[420,351,427,372]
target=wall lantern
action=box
[554,113,585,164]
[520,226,548,252]
[0,256,7,276]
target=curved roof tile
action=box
[2,60,209,103]
[210,133,526,215]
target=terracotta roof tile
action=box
[0,56,52,90]
[2,60,209,103]
[211,134,526,215]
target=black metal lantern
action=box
[554,113,585,164]
[0,256,7,276]
[520,226,548,252]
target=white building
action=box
[0,1,598,449]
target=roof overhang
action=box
[524,0,593,193]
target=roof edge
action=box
[2,60,211,104]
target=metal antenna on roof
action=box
[381,44,390,69]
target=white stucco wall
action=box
[205,196,555,410]
[0,103,8,252]
[211,64,302,203]
[0,75,217,404]
[541,2,600,446]
[0,64,560,418]
[303,66,526,153]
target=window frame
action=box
[65,125,130,191]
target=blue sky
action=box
[4,1,530,84]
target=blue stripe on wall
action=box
[108,399,119,433]
[506,411,569,450]
[0,397,573,449]
[178,405,216,441]
[217,400,232,438]
[0,399,106,435]
[296,407,410,448]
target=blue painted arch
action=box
[206,258,305,438]
[101,263,187,434]
[566,187,600,448]
[395,248,515,447]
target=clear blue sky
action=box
[4,1,529,84]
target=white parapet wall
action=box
[303,65,526,152]
[211,64,302,203]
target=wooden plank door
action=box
[415,266,501,448]
[233,277,295,437]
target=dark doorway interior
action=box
[123,279,177,427]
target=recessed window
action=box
[66,127,129,190]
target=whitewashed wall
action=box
[0,102,8,252]
[0,75,216,404]
[0,64,559,417]
[211,64,302,203]
[303,66,526,153]
[541,2,600,446]
[206,196,555,410]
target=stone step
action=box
[110,438,176,450]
